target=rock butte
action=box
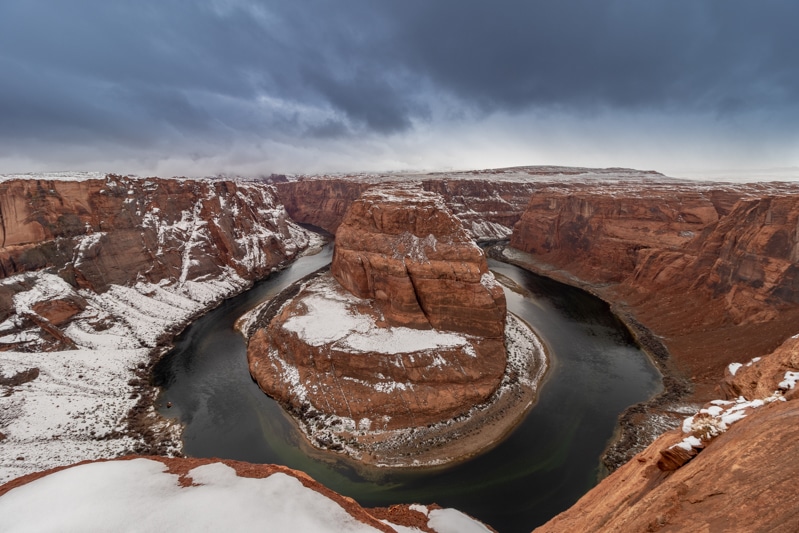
[247,184,510,443]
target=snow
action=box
[778,371,799,390]
[0,171,107,182]
[0,459,490,533]
[676,376,789,454]
[0,459,379,532]
[409,504,429,516]
[282,277,475,355]
[280,304,547,468]
[0,263,257,483]
[727,362,743,376]
[0,183,315,483]
[0,348,151,484]
[427,509,493,533]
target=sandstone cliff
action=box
[535,336,799,533]
[331,185,506,337]
[0,175,315,482]
[276,166,657,242]
[509,181,799,401]
[0,175,312,351]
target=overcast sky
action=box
[1,1,798,179]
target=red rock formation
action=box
[248,184,508,442]
[0,176,311,351]
[331,185,506,337]
[275,167,661,241]
[0,176,304,289]
[249,276,506,431]
[509,181,799,402]
[534,397,799,532]
[720,335,799,401]
[275,179,373,234]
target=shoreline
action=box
[489,244,695,473]
[125,238,332,458]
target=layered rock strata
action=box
[247,185,541,465]
[331,185,507,337]
[0,174,315,482]
[0,175,311,351]
[510,181,799,394]
[276,166,659,241]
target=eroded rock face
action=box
[509,181,799,401]
[331,185,506,338]
[248,184,508,443]
[249,275,506,430]
[534,397,799,533]
[0,175,311,351]
[0,176,303,289]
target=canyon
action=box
[2,167,799,531]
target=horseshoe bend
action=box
[2,168,799,531]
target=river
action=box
[153,244,661,532]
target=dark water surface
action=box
[154,246,661,532]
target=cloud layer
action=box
[1,0,797,177]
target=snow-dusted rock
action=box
[0,456,494,533]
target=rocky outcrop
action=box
[331,185,506,337]
[720,334,799,402]
[0,456,494,533]
[275,178,373,234]
[276,166,657,242]
[249,275,507,431]
[534,397,799,533]
[535,333,799,532]
[0,176,305,289]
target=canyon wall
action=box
[0,175,311,351]
[509,181,799,401]
[535,396,799,532]
[535,335,799,533]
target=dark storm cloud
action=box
[377,1,799,114]
[0,0,797,169]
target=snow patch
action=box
[282,277,474,355]
[778,371,799,390]
[0,459,385,532]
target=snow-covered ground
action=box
[281,276,476,356]
[0,268,256,484]
[0,171,107,182]
[0,173,323,484]
[0,458,491,533]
